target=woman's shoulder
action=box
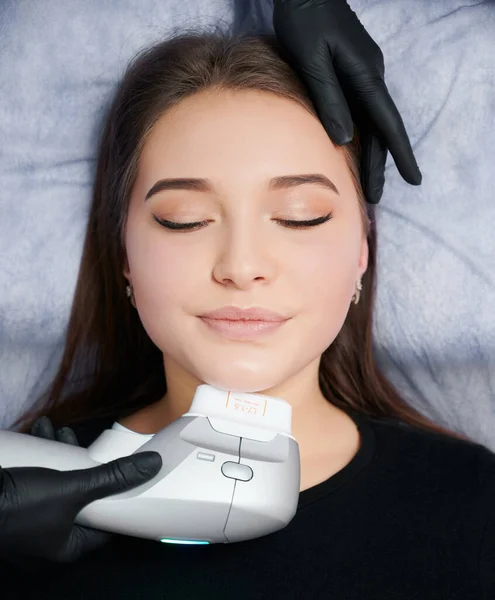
[368,411,495,458]
[366,413,495,496]
[366,414,495,598]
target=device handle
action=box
[0,430,99,470]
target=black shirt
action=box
[5,409,495,599]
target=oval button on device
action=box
[221,461,253,482]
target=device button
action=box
[197,451,215,462]
[221,461,253,482]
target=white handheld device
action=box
[0,385,300,545]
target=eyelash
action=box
[152,213,333,231]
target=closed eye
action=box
[152,213,333,231]
[276,213,333,228]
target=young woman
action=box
[8,30,495,599]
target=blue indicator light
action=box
[160,538,210,545]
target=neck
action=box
[119,368,361,492]
[121,369,353,463]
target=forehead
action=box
[137,89,354,198]
[143,91,339,160]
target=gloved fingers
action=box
[30,416,56,440]
[304,57,355,145]
[58,525,113,563]
[360,129,388,204]
[30,416,80,446]
[272,4,354,144]
[281,34,355,145]
[355,76,421,187]
[55,427,80,447]
[71,451,163,504]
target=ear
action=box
[123,254,130,280]
[358,232,369,279]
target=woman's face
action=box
[124,89,368,396]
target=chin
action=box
[202,373,281,396]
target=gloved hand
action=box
[0,417,162,563]
[30,414,80,446]
[273,0,422,204]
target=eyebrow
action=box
[144,173,340,201]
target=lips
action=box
[199,316,287,340]
[199,305,287,322]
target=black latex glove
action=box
[0,417,162,563]
[30,415,80,446]
[273,0,422,204]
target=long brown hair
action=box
[15,26,466,441]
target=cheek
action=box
[291,231,360,308]
[126,238,201,354]
[141,264,190,309]
[289,232,360,356]
[125,227,204,318]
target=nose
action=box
[212,221,277,290]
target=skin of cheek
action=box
[124,206,365,395]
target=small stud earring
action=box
[125,284,136,308]
[352,279,363,305]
